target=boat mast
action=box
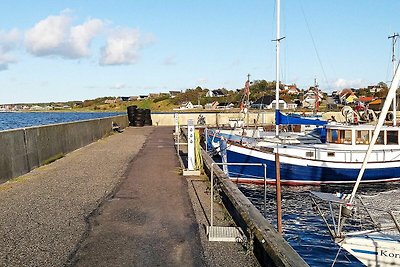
[274,0,284,136]
[389,33,399,126]
[348,61,400,204]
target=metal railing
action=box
[210,162,268,227]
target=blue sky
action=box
[1,0,400,104]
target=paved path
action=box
[71,126,205,266]
[0,126,259,267]
[0,127,152,267]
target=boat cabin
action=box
[326,124,400,145]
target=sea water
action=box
[238,183,400,267]
[0,112,123,131]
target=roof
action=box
[358,96,374,102]
[253,95,274,105]
[369,99,382,105]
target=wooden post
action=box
[275,153,283,234]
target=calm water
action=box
[238,183,400,267]
[0,112,124,131]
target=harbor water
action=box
[238,183,400,267]
[0,112,123,131]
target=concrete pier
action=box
[0,126,262,267]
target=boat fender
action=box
[386,112,394,121]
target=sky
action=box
[1,0,400,104]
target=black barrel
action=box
[127,106,137,123]
[128,107,152,127]
[143,109,152,126]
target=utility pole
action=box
[388,33,399,125]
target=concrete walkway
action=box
[0,127,152,266]
[0,126,259,267]
[70,126,205,266]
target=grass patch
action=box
[42,153,65,165]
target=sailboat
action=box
[310,61,400,266]
[205,0,400,185]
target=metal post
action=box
[389,33,399,126]
[211,164,214,227]
[174,113,179,134]
[187,119,195,171]
[205,127,208,152]
[264,164,267,218]
[275,153,283,234]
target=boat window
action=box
[387,130,398,145]
[375,131,385,145]
[327,152,335,157]
[306,151,314,157]
[356,130,369,145]
[340,130,352,144]
[327,129,338,143]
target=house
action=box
[368,98,382,111]
[148,93,160,98]
[169,91,181,98]
[345,94,358,104]
[286,103,298,109]
[206,89,225,97]
[251,95,274,109]
[358,96,374,104]
[216,103,234,109]
[338,89,356,104]
[104,99,117,104]
[119,96,130,101]
[270,100,288,110]
[368,85,385,94]
[138,95,149,100]
[180,102,194,109]
[204,101,219,109]
[285,84,300,95]
[302,89,324,109]
[251,96,287,109]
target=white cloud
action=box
[24,11,104,58]
[0,29,21,70]
[69,19,104,57]
[333,78,364,89]
[196,78,208,85]
[0,10,154,69]
[110,83,127,90]
[100,28,154,65]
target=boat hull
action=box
[338,234,400,267]
[226,144,400,185]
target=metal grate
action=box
[207,226,245,242]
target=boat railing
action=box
[282,144,400,162]
[310,191,400,239]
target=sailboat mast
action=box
[348,61,400,204]
[389,33,399,126]
[275,0,281,136]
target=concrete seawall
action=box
[0,115,128,183]
[152,111,344,126]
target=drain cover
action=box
[207,226,245,242]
